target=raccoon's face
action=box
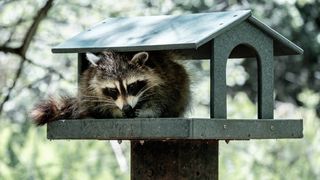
[86,51,161,118]
[100,77,149,117]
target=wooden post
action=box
[131,140,218,179]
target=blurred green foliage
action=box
[0,0,319,179]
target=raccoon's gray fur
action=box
[31,51,190,126]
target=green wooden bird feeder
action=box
[48,10,303,179]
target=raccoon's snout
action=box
[123,104,135,118]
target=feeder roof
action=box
[52,10,303,56]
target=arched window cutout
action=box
[227,44,258,119]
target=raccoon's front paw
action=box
[135,110,141,117]
[136,108,160,118]
[111,108,123,118]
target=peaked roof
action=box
[52,10,303,56]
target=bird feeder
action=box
[48,10,303,179]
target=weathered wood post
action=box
[47,10,303,179]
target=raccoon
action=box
[31,51,190,126]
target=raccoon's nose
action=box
[123,105,135,118]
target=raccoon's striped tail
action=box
[31,96,80,126]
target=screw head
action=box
[270,125,275,131]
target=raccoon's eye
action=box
[127,80,147,96]
[102,88,118,100]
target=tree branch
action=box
[0,58,25,114]
[0,0,54,57]
[0,46,20,54]
[0,0,55,115]
[19,0,54,56]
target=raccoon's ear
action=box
[131,52,149,66]
[86,53,100,66]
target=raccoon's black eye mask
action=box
[102,87,118,100]
[101,80,148,100]
[127,80,147,96]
